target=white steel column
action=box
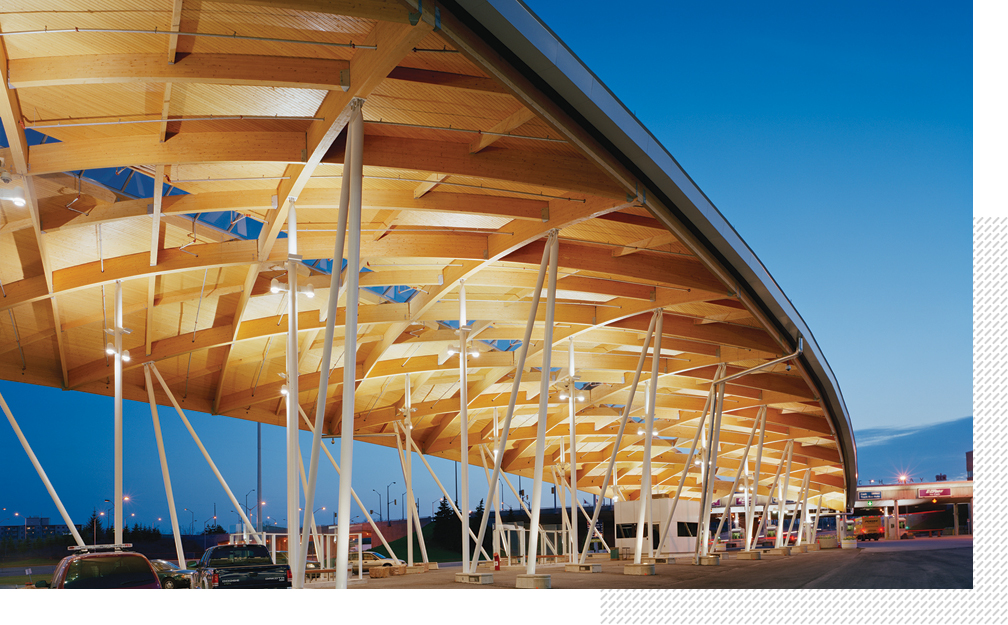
[696,382,726,561]
[751,440,790,548]
[656,380,716,554]
[404,374,415,567]
[299,131,351,582]
[148,363,261,544]
[144,366,185,566]
[526,232,559,575]
[412,436,492,561]
[745,407,767,551]
[634,313,662,563]
[554,467,611,552]
[811,494,823,544]
[284,196,301,584]
[392,424,428,563]
[114,279,123,545]
[468,232,554,571]
[775,441,794,548]
[712,411,762,542]
[578,310,657,565]
[791,469,810,545]
[458,279,471,573]
[296,406,398,560]
[0,390,85,547]
[335,98,364,588]
[567,337,578,563]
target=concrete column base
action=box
[426,562,439,569]
[623,563,655,576]
[516,573,551,588]
[806,544,820,551]
[404,565,425,575]
[564,563,601,573]
[764,547,791,556]
[653,556,670,564]
[455,572,494,585]
[735,551,761,560]
[793,544,808,553]
[477,560,495,569]
[698,555,720,566]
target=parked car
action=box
[150,559,195,589]
[41,548,161,589]
[275,553,322,580]
[192,544,291,589]
[350,551,404,575]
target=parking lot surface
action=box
[306,536,972,590]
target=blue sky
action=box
[0,1,971,531]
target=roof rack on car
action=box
[69,543,133,553]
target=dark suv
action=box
[42,547,161,589]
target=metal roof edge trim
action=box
[453,0,857,507]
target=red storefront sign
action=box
[918,487,951,498]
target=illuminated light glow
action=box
[106,342,115,355]
[446,346,457,356]
[280,384,289,396]
[559,392,569,400]
[302,283,315,298]
[576,394,586,402]
[13,197,25,207]
[121,349,131,362]
[270,277,282,294]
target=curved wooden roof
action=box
[0,0,855,510]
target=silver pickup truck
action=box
[192,544,291,589]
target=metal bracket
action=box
[271,195,278,210]
[146,203,154,215]
[409,0,423,26]
[339,69,350,92]
[300,148,307,162]
[541,206,549,222]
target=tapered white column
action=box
[696,382,725,560]
[468,235,553,571]
[745,407,767,551]
[335,98,365,588]
[567,337,578,564]
[144,366,185,567]
[284,197,302,584]
[775,441,794,548]
[114,279,123,545]
[634,313,662,563]
[404,374,415,567]
[526,232,559,575]
[579,310,657,565]
[299,137,352,581]
[458,279,471,573]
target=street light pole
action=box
[385,481,396,526]
[183,508,195,535]
[372,490,382,522]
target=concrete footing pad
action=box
[735,551,761,560]
[565,563,601,573]
[698,555,721,566]
[764,547,792,556]
[623,563,655,576]
[516,573,551,588]
[455,572,494,585]
[794,545,808,553]
[404,565,425,575]
[806,544,820,551]
[426,562,440,569]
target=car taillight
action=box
[212,572,219,587]
[287,568,292,582]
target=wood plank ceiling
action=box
[0,0,849,511]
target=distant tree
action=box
[432,497,459,550]
[203,524,226,535]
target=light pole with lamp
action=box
[399,492,406,521]
[372,490,383,522]
[183,508,195,535]
[385,481,396,526]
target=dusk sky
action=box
[0,1,971,533]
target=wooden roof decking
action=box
[0,0,854,511]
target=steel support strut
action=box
[0,389,85,546]
[633,313,662,564]
[578,310,659,565]
[526,231,560,575]
[148,363,261,544]
[751,440,791,548]
[334,98,365,589]
[143,365,185,566]
[745,406,767,551]
[775,440,794,548]
[285,197,301,585]
[296,406,397,560]
[696,380,726,562]
[567,337,578,564]
[712,406,764,542]
[655,377,718,554]
[393,423,428,563]
[468,230,555,572]
[299,105,353,581]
